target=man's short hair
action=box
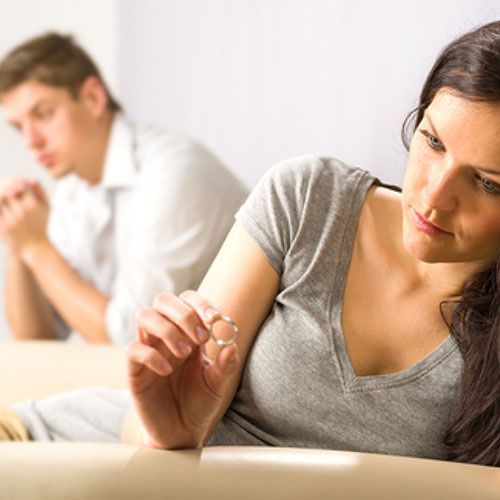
[0,32,122,112]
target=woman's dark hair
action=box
[444,263,499,466]
[402,21,500,467]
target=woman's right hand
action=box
[125,290,240,449]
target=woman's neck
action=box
[365,184,484,302]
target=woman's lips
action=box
[412,210,453,236]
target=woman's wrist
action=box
[121,407,203,449]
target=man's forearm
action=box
[5,249,55,339]
[21,241,111,343]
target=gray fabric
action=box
[13,388,131,442]
[13,155,463,460]
[208,155,463,460]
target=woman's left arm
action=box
[123,221,280,447]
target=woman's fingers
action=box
[203,344,240,397]
[152,291,218,346]
[180,289,221,324]
[130,290,236,387]
[136,307,194,359]
[126,340,172,378]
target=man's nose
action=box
[23,123,45,151]
[422,161,459,212]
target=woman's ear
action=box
[78,75,109,119]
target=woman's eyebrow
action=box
[475,166,500,177]
[423,112,441,137]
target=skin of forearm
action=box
[5,249,55,339]
[21,240,111,343]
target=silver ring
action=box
[209,315,239,346]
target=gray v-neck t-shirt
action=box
[209,155,463,460]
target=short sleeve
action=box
[235,155,328,274]
[236,158,307,274]
[235,155,376,280]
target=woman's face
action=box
[402,89,500,267]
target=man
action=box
[0,32,247,345]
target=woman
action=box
[123,20,500,466]
[3,20,499,467]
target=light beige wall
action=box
[117,0,500,188]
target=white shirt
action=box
[48,114,248,345]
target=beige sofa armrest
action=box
[0,340,127,406]
[0,443,499,500]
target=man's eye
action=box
[35,108,54,119]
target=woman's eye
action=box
[426,133,443,150]
[418,129,443,151]
[429,136,442,149]
[476,175,500,195]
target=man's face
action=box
[0,80,100,179]
[401,89,500,268]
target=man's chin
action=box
[49,164,73,179]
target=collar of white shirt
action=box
[100,113,138,190]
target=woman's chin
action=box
[402,234,453,264]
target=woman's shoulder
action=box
[357,182,403,258]
[258,155,375,206]
[265,154,372,181]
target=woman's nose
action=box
[422,162,459,212]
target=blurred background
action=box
[0,0,499,339]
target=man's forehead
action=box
[1,81,64,119]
